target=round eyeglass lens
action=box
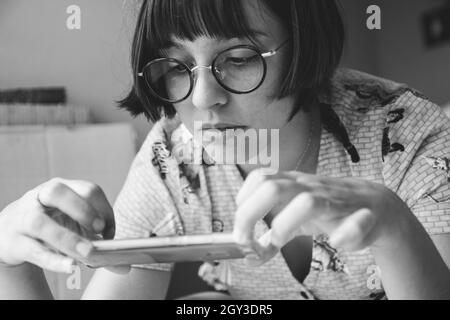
[214,47,265,93]
[144,60,192,102]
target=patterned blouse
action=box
[113,68,450,300]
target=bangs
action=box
[145,0,257,49]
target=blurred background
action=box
[0,0,450,299]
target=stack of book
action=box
[0,104,90,126]
[0,87,66,104]
[0,87,90,125]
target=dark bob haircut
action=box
[118,0,344,123]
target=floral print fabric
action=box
[113,68,450,299]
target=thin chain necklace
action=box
[294,111,315,171]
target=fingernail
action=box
[329,233,345,249]
[92,218,105,232]
[76,241,93,257]
[61,259,75,274]
[245,252,260,260]
[244,253,263,267]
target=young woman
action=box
[1,0,449,300]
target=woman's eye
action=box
[169,64,187,74]
[227,56,254,65]
[225,54,260,67]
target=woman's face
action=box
[165,0,294,136]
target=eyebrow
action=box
[162,42,184,51]
[159,31,270,54]
[250,29,270,39]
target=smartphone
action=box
[78,233,255,268]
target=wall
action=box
[373,0,450,105]
[339,0,379,74]
[0,0,150,146]
[335,0,450,106]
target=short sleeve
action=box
[113,122,183,272]
[382,90,450,236]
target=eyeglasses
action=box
[138,41,288,104]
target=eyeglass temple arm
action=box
[261,39,289,58]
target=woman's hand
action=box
[233,169,413,265]
[0,178,115,273]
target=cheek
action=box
[246,59,293,128]
[235,93,292,129]
[264,57,288,97]
[247,62,293,125]
[173,104,196,131]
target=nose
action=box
[191,66,228,111]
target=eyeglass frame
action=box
[137,40,289,104]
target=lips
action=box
[201,123,248,131]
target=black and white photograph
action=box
[0,0,450,302]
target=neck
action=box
[238,102,321,177]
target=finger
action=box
[58,179,115,239]
[328,208,377,251]
[236,169,294,206]
[21,211,93,259]
[37,179,105,234]
[271,192,335,248]
[270,192,329,248]
[18,236,75,274]
[236,169,317,206]
[233,179,300,243]
[39,210,100,241]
